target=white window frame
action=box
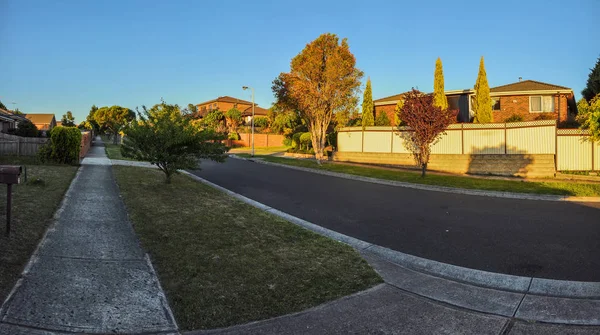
[529,96,554,113]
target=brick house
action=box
[195,96,268,123]
[25,113,57,131]
[373,80,576,124]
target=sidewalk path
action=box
[0,137,178,334]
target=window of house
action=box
[530,96,554,113]
[492,97,501,111]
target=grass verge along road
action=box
[113,166,382,331]
[0,157,78,304]
[237,155,600,197]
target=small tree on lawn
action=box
[473,56,493,123]
[272,33,363,163]
[433,57,448,110]
[203,109,227,133]
[398,89,457,177]
[121,102,228,183]
[361,78,374,128]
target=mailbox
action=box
[1,165,22,237]
[0,166,22,185]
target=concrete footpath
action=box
[0,138,178,334]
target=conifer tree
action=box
[473,56,493,123]
[361,78,374,128]
[433,57,448,110]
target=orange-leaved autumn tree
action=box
[272,33,363,162]
[399,89,457,177]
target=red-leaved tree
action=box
[398,89,457,177]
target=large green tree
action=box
[94,105,136,144]
[582,56,600,102]
[433,57,449,110]
[225,108,242,132]
[361,78,374,128]
[85,105,100,133]
[472,57,493,123]
[121,102,228,183]
[577,94,600,141]
[273,33,363,162]
[61,111,76,127]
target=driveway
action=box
[189,158,600,281]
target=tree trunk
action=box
[421,163,427,177]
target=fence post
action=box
[390,128,393,153]
[17,137,21,156]
[266,134,269,147]
[461,124,464,155]
[504,123,507,154]
[361,129,364,152]
[592,140,595,171]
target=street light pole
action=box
[242,86,255,157]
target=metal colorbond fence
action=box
[556,129,599,171]
[338,120,557,156]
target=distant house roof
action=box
[0,108,28,122]
[490,80,571,93]
[373,92,411,104]
[25,114,56,125]
[56,121,63,127]
[241,105,269,117]
[197,96,254,106]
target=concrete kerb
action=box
[229,155,600,203]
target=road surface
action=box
[189,158,600,281]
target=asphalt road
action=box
[189,158,600,281]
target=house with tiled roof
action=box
[373,79,576,124]
[25,114,57,131]
[196,96,268,123]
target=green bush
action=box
[50,126,82,164]
[283,137,292,146]
[558,120,581,129]
[286,147,315,155]
[375,112,391,126]
[535,113,556,121]
[228,132,240,140]
[292,132,302,148]
[37,141,53,163]
[14,120,39,137]
[253,117,269,128]
[327,132,337,149]
[504,114,524,122]
[299,132,312,150]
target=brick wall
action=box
[494,94,569,122]
[79,131,92,158]
[231,133,284,147]
[374,105,396,125]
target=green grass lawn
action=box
[238,155,600,197]
[100,135,135,161]
[113,166,382,331]
[0,158,78,304]
[229,146,290,156]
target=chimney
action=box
[518,77,522,82]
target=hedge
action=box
[49,126,82,164]
[299,132,312,150]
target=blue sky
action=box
[1,0,598,123]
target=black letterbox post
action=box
[0,166,22,237]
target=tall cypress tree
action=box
[473,56,493,123]
[361,78,374,128]
[582,56,600,102]
[433,57,448,110]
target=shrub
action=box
[535,113,556,121]
[292,132,302,148]
[283,137,292,146]
[228,132,240,140]
[49,126,82,164]
[14,120,39,137]
[504,114,524,122]
[327,131,337,149]
[299,132,312,150]
[558,120,581,129]
[37,141,53,163]
[375,112,391,126]
[253,116,269,128]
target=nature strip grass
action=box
[113,166,382,330]
[0,161,78,304]
[239,155,600,197]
